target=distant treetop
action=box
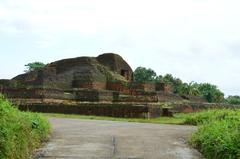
[24,62,46,72]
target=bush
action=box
[185,109,240,159]
[226,96,240,105]
[191,120,240,159]
[0,94,51,159]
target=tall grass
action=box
[0,94,51,159]
[184,109,240,159]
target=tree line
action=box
[134,67,239,104]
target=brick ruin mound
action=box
[0,53,208,118]
[8,53,132,89]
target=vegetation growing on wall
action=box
[0,94,51,159]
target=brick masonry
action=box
[0,53,213,118]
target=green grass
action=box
[185,109,240,159]
[183,109,240,125]
[0,94,51,159]
[42,113,187,125]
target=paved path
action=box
[37,118,203,159]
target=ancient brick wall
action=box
[1,88,74,100]
[2,88,44,98]
[157,92,183,102]
[18,103,155,118]
[131,90,157,96]
[147,104,162,118]
[169,102,240,114]
[74,89,99,102]
[106,81,130,94]
[98,90,114,102]
[155,82,173,93]
[187,95,207,103]
[112,90,158,103]
[131,82,156,92]
[72,81,106,90]
[114,95,158,103]
[74,89,113,102]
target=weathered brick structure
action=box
[0,53,207,118]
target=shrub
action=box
[226,96,240,105]
[0,94,51,159]
[186,109,240,159]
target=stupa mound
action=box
[0,53,207,118]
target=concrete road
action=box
[37,118,203,159]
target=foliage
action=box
[185,109,240,159]
[0,94,51,159]
[178,82,224,102]
[133,67,157,82]
[24,62,46,72]
[133,66,225,103]
[226,96,240,105]
[160,74,183,93]
[197,83,225,103]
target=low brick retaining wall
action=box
[18,103,162,118]
[169,102,240,113]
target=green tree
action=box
[162,74,174,83]
[188,82,201,96]
[198,83,224,103]
[161,74,183,93]
[178,82,200,96]
[24,62,46,72]
[133,67,157,82]
[178,83,190,95]
[155,75,163,82]
[225,95,240,105]
[171,77,183,93]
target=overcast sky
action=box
[0,0,240,96]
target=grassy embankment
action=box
[184,109,240,159]
[45,109,240,159]
[0,94,51,159]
